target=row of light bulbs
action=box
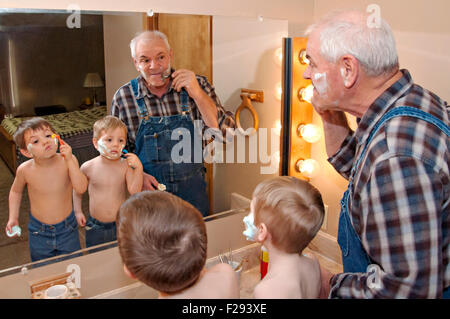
[297,48,319,178]
[274,47,320,178]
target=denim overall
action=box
[337,106,450,298]
[130,78,209,216]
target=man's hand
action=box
[142,173,159,191]
[171,69,202,99]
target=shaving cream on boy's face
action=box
[27,143,34,157]
[97,137,125,160]
[242,211,259,241]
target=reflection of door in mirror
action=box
[146,13,214,213]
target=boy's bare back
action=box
[161,263,240,299]
[254,254,321,299]
[81,155,129,223]
[13,154,75,225]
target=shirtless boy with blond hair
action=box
[249,176,324,299]
[6,117,88,262]
[117,191,240,299]
[74,115,143,248]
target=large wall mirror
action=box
[0,8,286,275]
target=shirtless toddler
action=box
[73,115,143,248]
[117,191,240,299]
[6,117,88,262]
[247,176,325,299]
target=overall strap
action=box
[130,78,149,120]
[350,106,450,183]
[180,88,190,114]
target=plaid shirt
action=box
[110,74,235,151]
[329,69,449,298]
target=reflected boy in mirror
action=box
[73,115,143,248]
[117,191,239,299]
[6,117,88,262]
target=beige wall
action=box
[103,13,144,110]
[212,16,288,212]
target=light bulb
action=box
[299,49,309,65]
[298,84,314,103]
[296,158,320,178]
[274,47,283,66]
[274,120,282,136]
[297,124,321,143]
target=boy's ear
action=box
[256,223,269,243]
[92,138,98,150]
[123,264,136,279]
[19,148,33,159]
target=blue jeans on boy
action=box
[85,216,117,249]
[28,211,81,262]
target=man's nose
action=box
[148,60,159,69]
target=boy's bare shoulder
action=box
[14,159,32,180]
[17,159,32,171]
[253,278,277,298]
[80,156,98,169]
[204,263,239,298]
[208,262,236,276]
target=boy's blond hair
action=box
[13,117,56,150]
[93,115,127,139]
[252,176,324,254]
[117,191,207,294]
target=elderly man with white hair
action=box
[303,11,449,298]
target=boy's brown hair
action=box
[116,191,207,294]
[252,176,324,254]
[93,115,127,139]
[13,117,56,150]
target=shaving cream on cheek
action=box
[97,138,123,160]
[313,72,328,95]
[97,138,113,159]
[27,143,34,157]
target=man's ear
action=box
[339,55,359,88]
[19,148,33,159]
[123,264,136,279]
[256,223,269,243]
[133,58,141,73]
